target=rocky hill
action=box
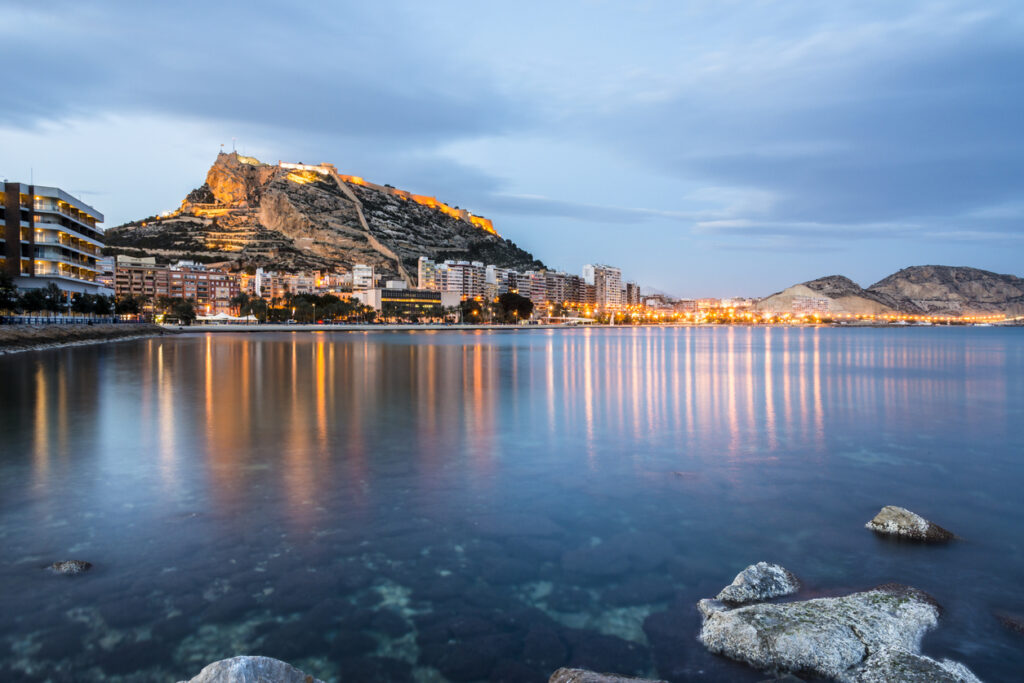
[104,153,544,282]
[868,265,1024,315]
[757,266,1024,316]
[755,275,896,315]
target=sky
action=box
[2,0,1022,297]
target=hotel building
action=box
[1,183,109,294]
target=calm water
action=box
[1,327,1022,682]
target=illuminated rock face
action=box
[105,153,543,278]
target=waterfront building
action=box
[352,264,375,290]
[356,286,461,316]
[114,256,170,300]
[518,270,547,303]
[114,257,239,314]
[625,281,642,306]
[2,182,109,294]
[96,256,116,289]
[674,299,698,314]
[583,263,623,309]
[167,264,240,314]
[485,265,516,295]
[418,257,439,290]
[697,298,723,311]
[439,260,486,299]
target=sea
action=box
[0,326,1021,682]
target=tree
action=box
[116,294,142,315]
[460,299,483,323]
[18,288,47,313]
[168,298,197,325]
[93,295,114,316]
[43,283,67,313]
[0,273,18,312]
[497,292,533,323]
[248,298,268,322]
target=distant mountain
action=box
[755,275,896,315]
[868,265,1024,315]
[104,152,544,281]
[757,266,1024,316]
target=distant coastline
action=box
[175,321,1020,333]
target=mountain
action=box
[104,153,544,281]
[757,266,1024,316]
[755,275,897,315]
[867,266,1024,316]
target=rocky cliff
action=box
[105,153,544,280]
[757,266,1024,316]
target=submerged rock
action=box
[716,562,800,604]
[48,560,92,575]
[995,611,1024,636]
[697,583,981,682]
[866,506,954,542]
[549,668,666,683]
[176,656,325,683]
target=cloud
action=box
[483,194,705,224]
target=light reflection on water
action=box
[0,327,1021,682]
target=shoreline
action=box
[0,324,177,355]
[177,321,1020,333]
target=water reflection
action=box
[0,327,1020,682]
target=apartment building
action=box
[583,263,624,309]
[2,182,109,294]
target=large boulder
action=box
[697,583,980,682]
[716,562,800,604]
[866,506,954,542]
[549,668,666,683]
[176,656,325,683]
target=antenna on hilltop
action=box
[232,137,237,152]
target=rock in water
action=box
[716,562,800,604]
[49,560,92,575]
[176,656,325,683]
[697,583,981,682]
[549,668,666,683]
[866,506,954,542]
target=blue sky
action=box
[2,1,1021,296]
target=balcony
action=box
[33,203,101,238]
[34,252,101,273]
[34,235,101,258]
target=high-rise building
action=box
[418,256,439,290]
[2,182,109,294]
[485,265,516,295]
[583,263,623,309]
[438,260,486,299]
[352,264,375,290]
[625,281,641,306]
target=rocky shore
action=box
[0,323,174,354]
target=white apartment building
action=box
[352,264,375,290]
[583,263,624,309]
[2,182,109,294]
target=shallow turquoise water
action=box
[0,327,1021,681]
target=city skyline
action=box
[2,1,1022,297]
